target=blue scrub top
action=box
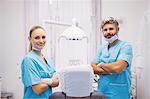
[93,40,133,99]
[21,50,55,99]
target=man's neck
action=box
[108,39,118,49]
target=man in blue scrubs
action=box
[21,26,59,99]
[91,17,133,99]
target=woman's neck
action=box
[33,50,48,64]
[33,50,42,57]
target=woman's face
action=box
[102,23,119,39]
[29,28,46,50]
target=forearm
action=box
[100,60,127,74]
[32,77,59,94]
[91,62,109,74]
[32,83,49,95]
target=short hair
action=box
[101,17,119,30]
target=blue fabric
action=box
[94,40,133,99]
[21,50,55,99]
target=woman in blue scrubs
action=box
[91,17,133,99]
[21,26,59,99]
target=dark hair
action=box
[28,25,45,52]
[101,17,119,30]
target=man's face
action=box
[102,23,119,39]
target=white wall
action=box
[0,0,25,98]
[0,1,2,96]
[136,1,150,98]
[0,0,3,78]
[101,0,147,42]
[0,5,2,97]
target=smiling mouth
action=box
[105,34,115,39]
[105,35,112,39]
[106,36,112,39]
[37,44,44,47]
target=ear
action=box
[117,27,119,31]
[28,36,31,42]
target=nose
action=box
[39,38,44,42]
[106,29,111,33]
[104,30,111,36]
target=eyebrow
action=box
[103,27,114,30]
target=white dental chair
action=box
[49,65,105,99]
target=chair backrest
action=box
[60,65,94,97]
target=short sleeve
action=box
[117,43,133,66]
[91,48,102,64]
[21,57,41,87]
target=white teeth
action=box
[107,36,111,39]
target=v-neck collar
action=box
[107,40,121,50]
[103,40,121,56]
[31,50,49,66]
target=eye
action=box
[109,28,114,30]
[42,36,46,39]
[35,36,40,39]
[103,29,107,31]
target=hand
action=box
[97,62,105,67]
[51,77,59,87]
[41,76,59,87]
[41,78,53,85]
